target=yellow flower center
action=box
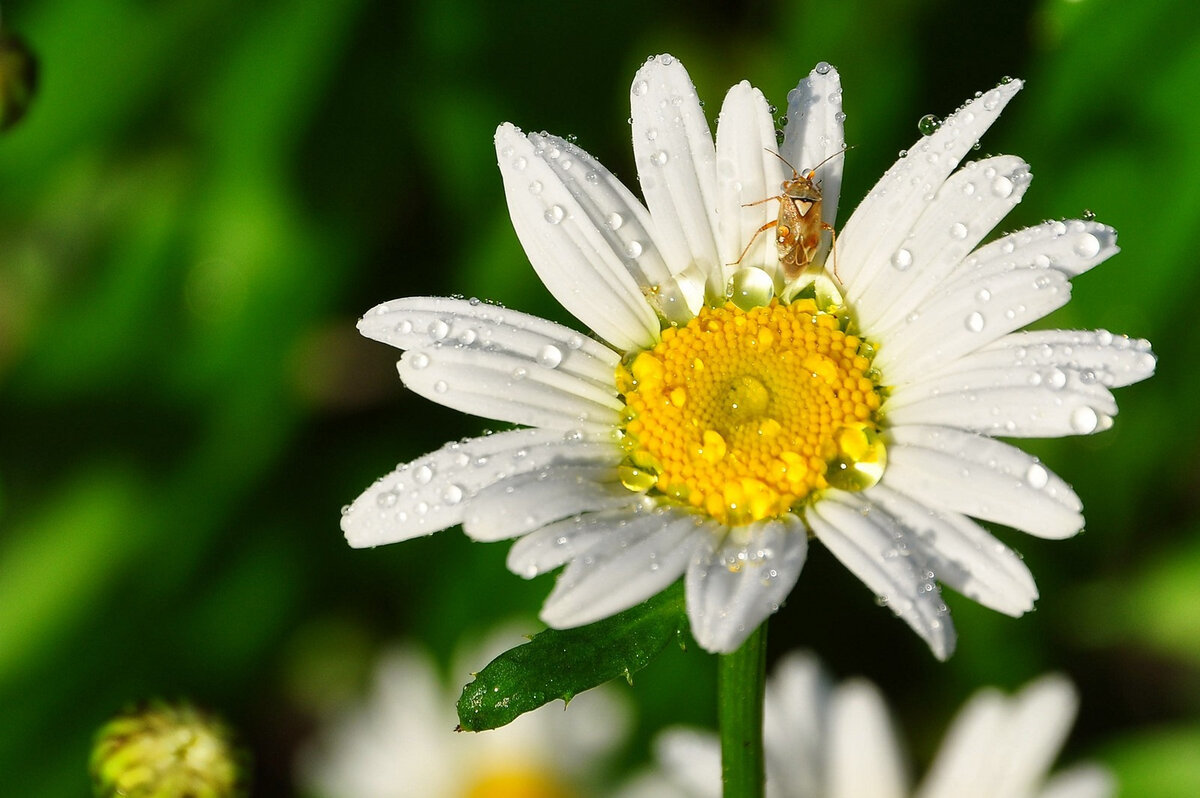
[463,768,576,798]
[616,299,887,525]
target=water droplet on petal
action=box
[606,212,624,230]
[376,490,398,508]
[949,222,968,240]
[814,61,832,75]
[965,311,985,332]
[1025,463,1049,489]
[624,240,644,258]
[544,205,565,224]
[1073,232,1101,258]
[651,150,669,166]
[512,367,528,381]
[414,464,434,485]
[1070,406,1099,434]
[511,156,527,171]
[917,114,941,135]
[632,80,649,97]
[537,344,564,368]
[443,484,464,505]
[992,175,1014,198]
[429,319,450,341]
[890,248,913,271]
[433,379,448,393]
[409,352,430,370]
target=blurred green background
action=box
[1,0,1198,794]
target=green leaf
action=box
[456,581,688,731]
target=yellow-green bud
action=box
[90,701,245,798]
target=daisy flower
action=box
[341,54,1155,657]
[296,631,629,798]
[626,652,1113,798]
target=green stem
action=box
[718,622,768,798]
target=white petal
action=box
[506,508,648,578]
[781,63,847,228]
[809,493,956,659]
[714,81,786,287]
[875,265,1072,381]
[495,123,660,350]
[866,483,1037,616]
[526,130,700,324]
[630,55,722,293]
[359,296,619,389]
[881,426,1083,538]
[540,509,702,627]
[883,373,1116,439]
[857,156,1033,332]
[839,79,1023,292]
[827,680,908,798]
[989,676,1079,797]
[956,219,1119,283]
[763,653,829,797]
[955,329,1156,389]
[342,428,617,547]
[654,728,723,798]
[462,465,637,541]
[397,346,622,433]
[1036,766,1116,798]
[916,688,1009,798]
[685,517,808,653]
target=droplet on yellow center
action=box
[616,300,886,525]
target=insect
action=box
[732,149,847,281]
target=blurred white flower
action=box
[296,630,629,798]
[628,652,1112,798]
[342,53,1154,657]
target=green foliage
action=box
[456,582,687,731]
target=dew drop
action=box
[814,61,832,75]
[949,222,968,240]
[917,114,941,135]
[976,288,992,302]
[605,212,624,230]
[991,175,1014,198]
[429,319,450,341]
[1047,368,1067,389]
[414,464,434,485]
[511,156,527,171]
[890,248,913,271]
[537,344,564,368]
[965,311,985,332]
[645,127,658,141]
[566,334,584,350]
[443,484,464,505]
[727,266,775,310]
[433,379,448,393]
[1070,406,1099,434]
[376,490,398,508]
[512,367,528,381]
[651,150,669,166]
[1025,463,1049,489]
[396,319,414,335]
[458,328,477,345]
[528,180,543,195]
[624,240,644,258]
[409,352,431,370]
[544,205,565,224]
[1073,232,1101,258]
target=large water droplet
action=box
[414,464,434,485]
[429,319,450,341]
[537,344,564,368]
[544,205,565,224]
[409,352,430,370]
[443,484,464,505]
[632,80,649,97]
[814,61,832,75]
[624,240,644,258]
[918,114,941,135]
[1025,463,1049,489]
[1070,406,1099,434]
[890,248,913,271]
[727,266,775,310]
[1073,232,1101,258]
[606,212,624,230]
[949,222,968,240]
[965,311,985,332]
[992,175,1014,198]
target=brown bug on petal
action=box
[732,149,846,281]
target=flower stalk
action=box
[718,622,768,798]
